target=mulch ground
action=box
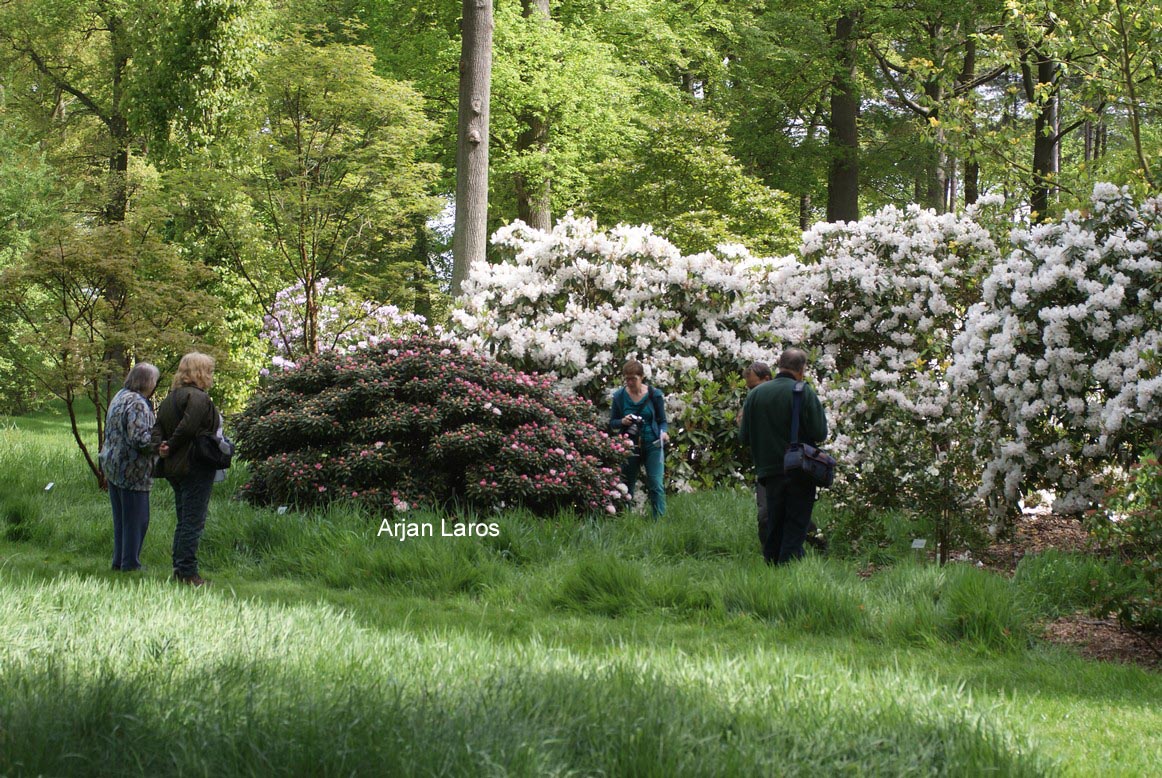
[858,512,1160,671]
[975,512,1160,671]
[985,515,1157,673]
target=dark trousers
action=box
[169,470,215,577]
[756,479,821,557]
[109,484,150,571]
[758,473,817,564]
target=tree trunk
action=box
[101,12,131,437]
[964,159,979,205]
[924,82,948,213]
[800,100,826,231]
[957,39,979,207]
[304,276,319,354]
[827,12,860,223]
[946,154,957,211]
[1024,43,1059,223]
[799,194,813,232]
[452,0,494,297]
[514,0,552,232]
[1029,85,1056,221]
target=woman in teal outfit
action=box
[610,359,669,517]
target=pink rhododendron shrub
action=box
[233,336,631,515]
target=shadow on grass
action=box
[0,643,1052,777]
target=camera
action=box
[624,414,644,439]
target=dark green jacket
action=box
[739,373,828,479]
[151,385,219,479]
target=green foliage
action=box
[1089,446,1162,633]
[0,122,61,413]
[489,2,644,218]
[590,110,800,255]
[0,216,227,484]
[714,0,833,217]
[126,0,271,155]
[1013,550,1114,619]
[228,31,442,352]
[233,336,631,516]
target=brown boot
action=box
[174,573,209,587]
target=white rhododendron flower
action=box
[447,185,1160,519]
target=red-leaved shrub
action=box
[233,337,631,516]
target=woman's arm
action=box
[167,390,214,450]
[651,388,669,438]
[609,388,625,432]
[125,396,156,452]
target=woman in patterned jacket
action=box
[99,362,161,572]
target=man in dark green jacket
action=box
[739,348,828,564]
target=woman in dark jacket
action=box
[99,362,161,571]
[152,352,220,586]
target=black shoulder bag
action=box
[783,381,836,488]
[193,407,234,470]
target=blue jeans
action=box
[759,473,816,564]
[622,438,666,518]
[169,469,215,577]
[109,483,150,571]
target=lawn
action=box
[1,409,1159,776]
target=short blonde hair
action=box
[172,352,215,391]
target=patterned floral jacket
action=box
[100,389,158,491]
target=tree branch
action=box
[870,45,932,118]
[6,39,111,131]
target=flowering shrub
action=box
[449,185,1160,541]
[950,185,1162,514]
[750,202,1003,548]
[452,215,790,490]
[261,279,428,373]
[233,336,631,515]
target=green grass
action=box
[1,408,1160,776]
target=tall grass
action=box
[1013,550,1114,619]
[2,409,1161,775]
[0,572,1055,777]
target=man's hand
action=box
[159,441,171,458]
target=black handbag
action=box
[194,433,234,470]
[783,381,836,488]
